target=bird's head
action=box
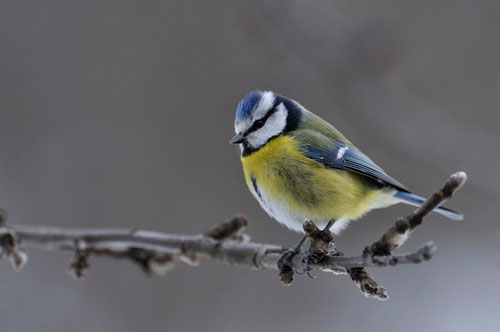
[231,91,303,154]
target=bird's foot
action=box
[278,220,337,285]
[298,220,337,278]
[277,235,307,285]
[297,250,317,278]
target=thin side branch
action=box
[0,172,466,300]
[369,171,466,255]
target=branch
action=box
[368,171,467,255]
[0,172,466,300]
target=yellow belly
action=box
[241,136,396,231]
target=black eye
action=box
[254,119,265,128]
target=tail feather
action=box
[394,191,463,221]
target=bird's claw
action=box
[277,249,297,269]
[297,249,317,278]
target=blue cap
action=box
[235,91,263,122]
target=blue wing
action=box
[303,141,409,193]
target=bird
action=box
[230,90,462,266]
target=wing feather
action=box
[297,132,409,192]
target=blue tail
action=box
[394,191,463,221]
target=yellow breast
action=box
[241,135,394,230]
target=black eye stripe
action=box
[248,110,274,132]
[246,100,282,134]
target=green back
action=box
[289,111,353,151]
[297,111,352,144]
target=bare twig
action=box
[349,267,388,300]
[205,216,248,241]
[0,172,466,300]
[369,171,466,256]
[344,171,466,299]
[0,209,28,272]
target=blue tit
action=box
[230,90,462,235]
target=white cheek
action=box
[246,105,287,149]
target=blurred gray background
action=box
[0,1,499,331]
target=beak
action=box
[230,132,245,144]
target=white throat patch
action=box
[246,103,288,149]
